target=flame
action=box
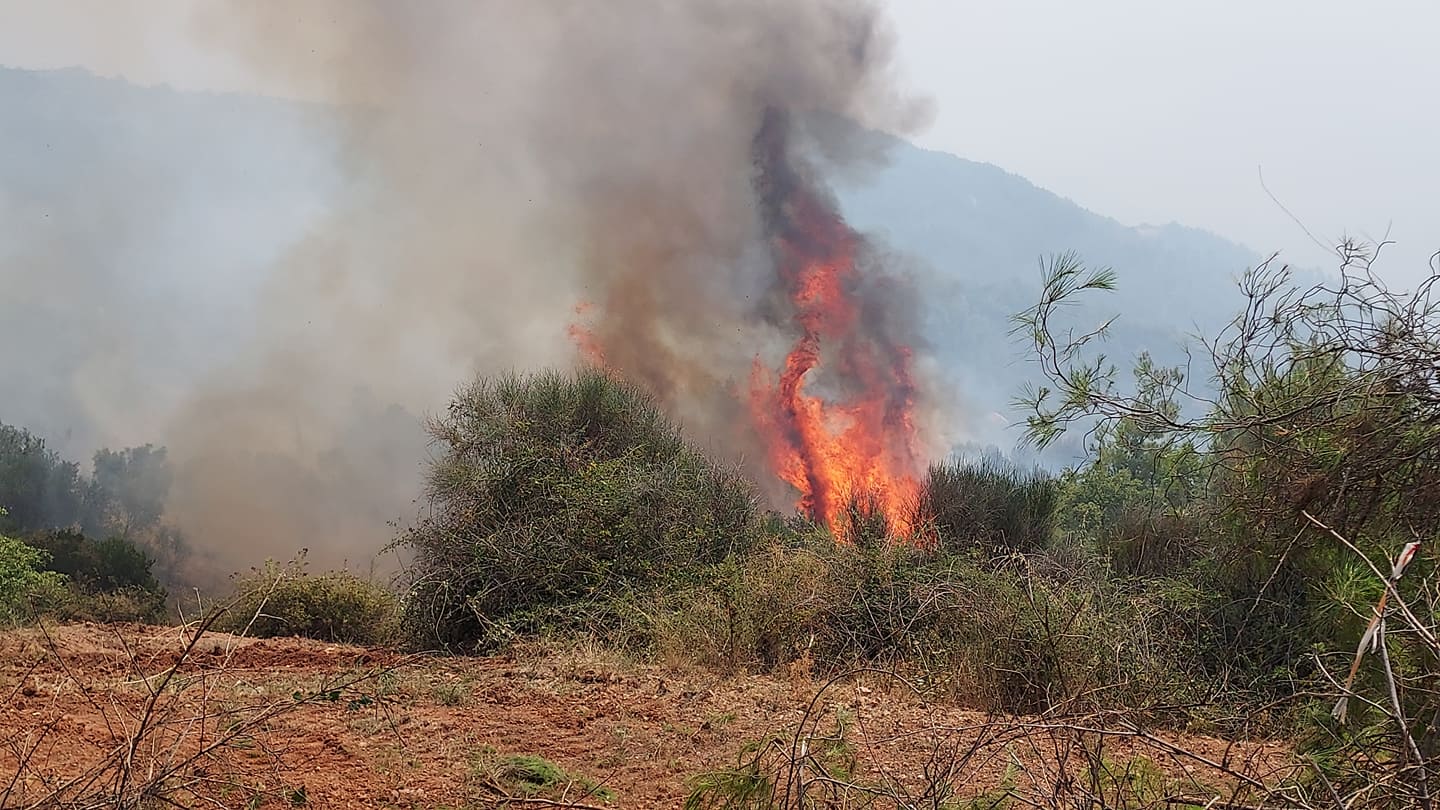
[562,112,927,542]
[567,301,608,367]
[746,174,924,541]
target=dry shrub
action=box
[220,555,399,645]
[651,543,838,671]
[919,457,1059,554]
[50,586,169,624]
[650,538,1202,716]
[1097,505,1201,578]
[684,669,1296,810]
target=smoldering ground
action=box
[1,1,947,581]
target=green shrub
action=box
[25,529,163,593]
[471,749,613,802]
[0,533,68,623]
[1054,439,1207,579]
[221,557,399,645]
[397,368,759,652]
[19,529,169,623]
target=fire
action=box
[567,301,608,367]
[563,112,927,541]
[746,113,925,541]
[744,235,923,541]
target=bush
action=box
[919,458,1058,554]
[220,557,400,645]
[650,539,840,670]
[25,529,163,593]
[398,368,760,651]
[1056,467,1207,578]
[53,587,170,624]
[20,529,169,623]
[648,533,1200,716]
[0,533,68,623]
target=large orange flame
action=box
[565,112,926,542]
[745,160,924,540]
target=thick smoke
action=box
[3,1,935,577]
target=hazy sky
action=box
[888,0,1439,283]
[2,0,1436,282]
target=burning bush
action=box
[397,368,760,652]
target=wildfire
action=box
[564,112,927,541]
[746,113,925,541]
[567,301,608,367]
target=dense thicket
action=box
[385,246,1438,805]
[7,240,1435,804]
[1014,244,1440,803]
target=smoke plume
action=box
[2,1,937,577]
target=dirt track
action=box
[0,623,1290,808]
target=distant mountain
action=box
[835,138,1264,458]
[842,140,1258,324]
[1,66,1266,464]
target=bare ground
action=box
[0,623,1294,809]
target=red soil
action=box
[0,623,1292,809]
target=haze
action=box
[3,0,1435,282]
[0,0,1435,575]
[888,0,1439,283]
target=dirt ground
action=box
[0,623,1293,809]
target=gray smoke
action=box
[2,1,934,578]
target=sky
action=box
[1,0,1436,282]
[887,0,1439,283]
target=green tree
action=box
[25,529,161,594]
[1048,355,1208,575]
[1016,244,1440,803]
[1016,244,1440,561]
[0,423,86,534]
[0,423,190,588]
[86,444,172,536]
